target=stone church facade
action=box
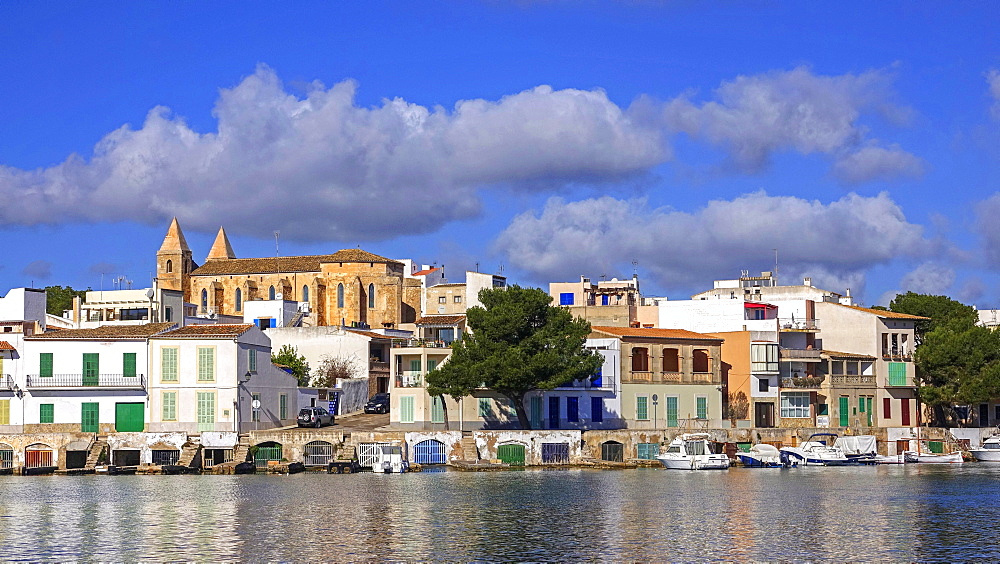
[156,218,419,328]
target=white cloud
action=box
[988,69,1000,119]
[0,65,666,241]
[899,262,956,295]
[974,192,1000,267]
[494,191,930,298]
[663,66,921,181]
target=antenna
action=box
[773,248,778,286]
[274,231,280,275]
[632,259,638,276]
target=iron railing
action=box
[779,318,820,331]
[780,375,826,389]
[26,374,146,389]
[779,348,823,361]
[0,375,13,390]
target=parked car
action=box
[365,393,390,414]
[297,407,334,428]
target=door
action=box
[114,402,144,432]
[83,353,99,386]
[901,398,911,426]
[81,403,99,433]
[666,396,678,427]
[548,397,560,429]
[839,396,849,427]
[754,402,774,428]
[530,396,542,428]
[413,440,446,464]
[431,396,445,424]
[196,392,215,432]
[497,444,525,466]
[866,397,873,426]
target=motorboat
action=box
[657,434,730,470]
[736,443,785,468]
[779,433,851,466]
[969,435,1000,462]
[833,435,879,464]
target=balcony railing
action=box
[882,349,913,361]
[779,348,823,361]
[623,371,717,385]
[830,374,875,386]
[395,372,424,388]
[780,375,826,389]
[779,318,820,331]
[0,375,12,391]
[391,339,451,349]
[26,373,146,389]
[369,361,390,374]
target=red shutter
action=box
[901,398,911,426]
[883,397,891,420]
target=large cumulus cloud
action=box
[0,65,666,240]
[494,191,931,298]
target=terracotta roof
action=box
[153,324,255,339]
[345,329,392,340]
[835,304,930,320]
[412,267,439,276]
[191,249,401,276]
[27,323,177,340]
[0,341,14,351]
[591,326,723,341]
[415,315,466,325]
[822,350,877,360]
[430,283,465,288]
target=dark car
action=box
[297,407,334,428]
[364,393,390,414]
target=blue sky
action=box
[1,2,999,306]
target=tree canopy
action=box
[426,285,603,429]
[271,344,310,387]
[44,285,88,316]
[889,291,977,343]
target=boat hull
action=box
[969,449,1000,462]
[903,451,964,463]
[736,454,782,468]
[657,454,730,470]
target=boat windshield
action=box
[685,441,706,455]
[665,445,682,454]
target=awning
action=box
[743,303,777,309]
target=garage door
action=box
[115,402,144,432]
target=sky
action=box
[1,2,999,307]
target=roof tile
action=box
[591,326,723,341]
[153,324,255,338]
[27,323,178,340]
[191,249,400,276]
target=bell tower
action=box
[156,217,193,299]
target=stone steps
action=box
[176,440,202,468]
[84,439,108,470]
[460,435,478,462]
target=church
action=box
[155,218,421,328]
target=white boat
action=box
[657,434,730,470]
[736,444,785,468]
[779,433,851,466]
[372,445,410,473]
[834,435,879,464]
[969,435,1000,462]
[903,449,964,464]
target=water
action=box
[0,464,998,561]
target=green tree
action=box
[426,285,603,429]
[44,285,88,316]
[889,291,977,343]
[271,345,310,387]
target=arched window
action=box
[165,260,173,273]
[337,284,345,308]
[302,285,309,303]
[269,286,276,300]
[201,289,208,309]
[235,288,242,311]
[368,283,375,309]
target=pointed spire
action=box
[207,226,236,260]
[158,217,190,252]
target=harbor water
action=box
[1,464,997,561]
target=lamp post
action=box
[238,371,252,434]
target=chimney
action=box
[803,277,812,287]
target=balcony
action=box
[882,349,913,361]
[394,372,424,388]
[780,375,826,389]
[830,374,876,387]
[779,348,823,362]
[26,373,146,390]
[779,318,820,332]
[0,375,13,391]
[391,339,451,349]
[369,360,390,375]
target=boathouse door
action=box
[754,402,774,428]
[413,440,446,464]
[114,402,144,432]
[497,444,525,466]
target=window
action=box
[431,396,445,423]
[663,348,679,372]
[693,349,710,373]
[337,284,345,308]
[235,289,242,311]
[161,348,178,382]
[479,398,491,417]
[567,397,579,423]
[302,285,309,303]
[248,349,257,373]
[400,396,414,423]
[530,396,543,428]
[197,347,215,381]
[368,284,375,309]
[666,396,678,427]
[165,306,173,322]
[166,260,173,273]
[268,286,276,300]
[438,296,447,304]
[839,396,850,426]
[252,393,261,422]
[454,295,462,303]
[830,360,844,375]
[197,392,215,432]
[631,347,649,372]
[883,397,892,419]
[162,391,177,421]
[123,353,136,378]
[83,353,99,385]
[781,392,811,418]
[40,404,54,424]
[591,397,603,423]
[559,292,574,306]
[636,396,648,420]
[0,399,8,425]
[280,395,287,420]
[758,377,769,393]
[201,289,208,309]
[751,343,779,372]
[888,362,907,386]
[696,396,708,420]
[427,359,437,372]
[409,359,421,372]
[40,353,53,378]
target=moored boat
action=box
[969,435,1000,462]
[903,450,964,463]
[656,434,730,470]
[736,443,785,468]
[779,433,851,466]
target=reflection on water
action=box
[0,465,998,560]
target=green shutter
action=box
[162,392,177,421]
[431,396,445,423]
[161,348,178,381]
[82,353,99,386]
[636,396,648,420]
[409,359,421,372]
[197,392,215,431]
[479,398,490,417]
[928,441,944,454]
[427,359,437,371]
[114,402,144,432]
[839,396,849,427]
[666,396,678,427]
[888,362,907,386]
[497,444,525,466]
[866,397,873,426]
[39,353,53,378]
[123,353,136,377]
[696,397,708,419]
[40,403,54,424]
[400,396,414,423]
[198,348,215,381]
[280,394,287,420]
[251,393,261,422]
[248,348,257,372]
[530,396,542,428]
[81,403,99,432]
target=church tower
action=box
[206,226,236,261]
[156,217,193,298]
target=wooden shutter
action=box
[0,400,9,425]
[400,396,414,423]
[162,391,177,421]
[198,347,214,381]
[40,353,53,378]
[666,396,678,427]
[123,353,136,377]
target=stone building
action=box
[155,218,420,329]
